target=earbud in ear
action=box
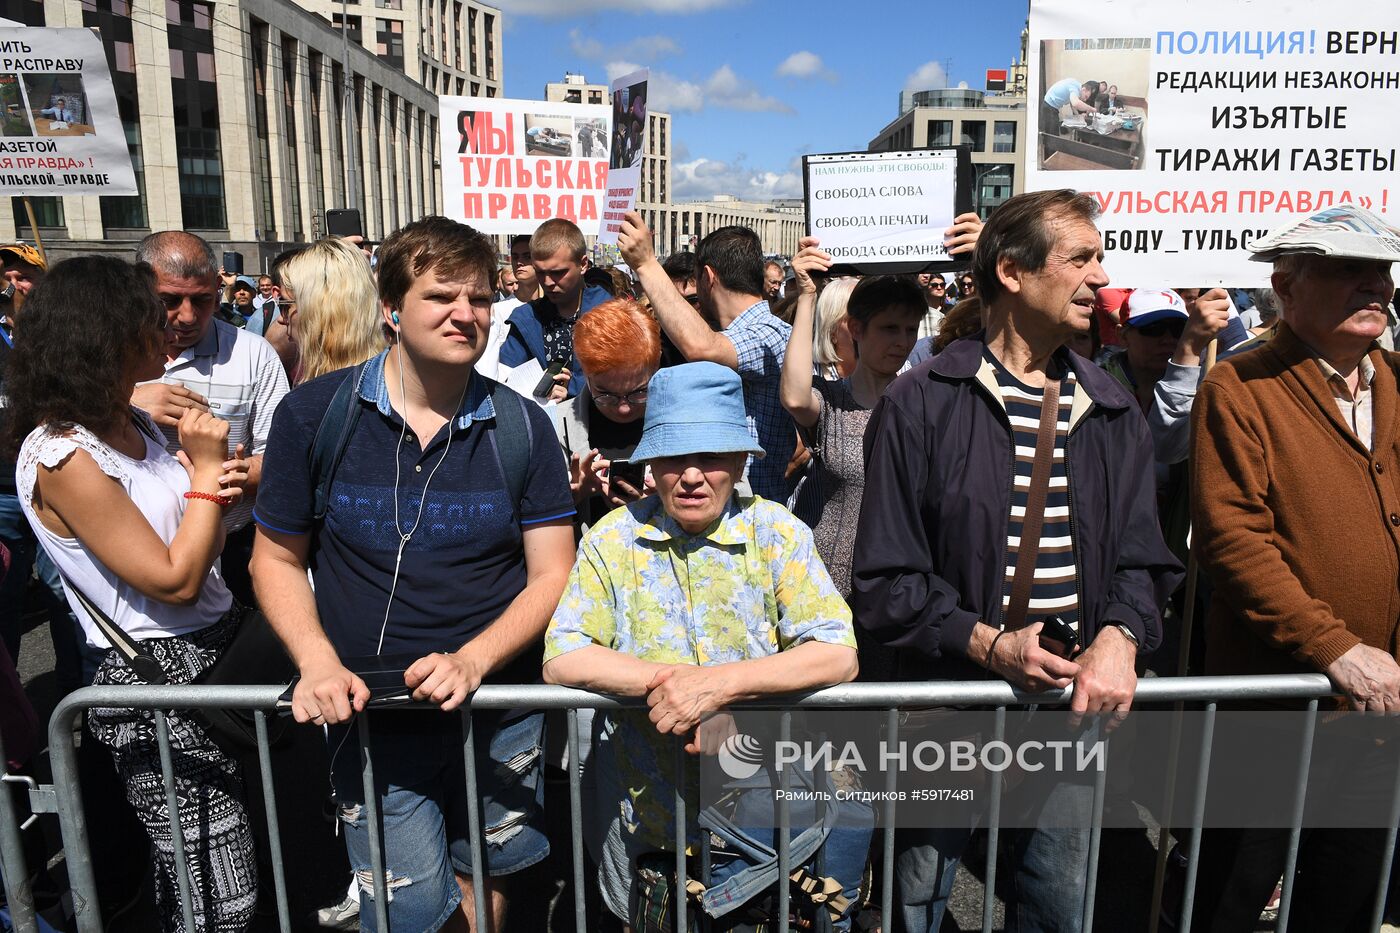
[391,311,400,325]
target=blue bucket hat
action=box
[629,362,766,463]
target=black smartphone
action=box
[1038,614,1080,656]
[277,653,422,710]
[533,360,567,396]
[326,208,363,239]
[221,250,243,275]
[609,458,646,492]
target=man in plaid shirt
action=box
[618,211,795,502]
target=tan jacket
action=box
[1191,323,1400,676]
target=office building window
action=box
[926,120,952,148]
[976,165,1014,218]
[375,18,404,69]
[251,21,275,239]
[993,121,1017,154]
[306,52,326,226]
[168,0,226,229]
[483,13,494,79]
[960,120,986,152]
[282,36,303,240]
[83,0,146,229]
[331,14,362,45]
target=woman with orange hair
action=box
[560,297,663,528]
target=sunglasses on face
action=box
[1134,319,1186,339]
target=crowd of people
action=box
[0,188,1398,933]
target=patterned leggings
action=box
[86,614,258,933]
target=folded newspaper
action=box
[1249,204,1400,263]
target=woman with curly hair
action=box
[279,237,385,385]
[6,255,257,932]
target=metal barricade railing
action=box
[25,673,1399,933]
[0,729,43,933]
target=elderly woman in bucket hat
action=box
[543,361,861,927]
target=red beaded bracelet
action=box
[184,490,234,507]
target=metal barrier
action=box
[19,673,1399,933]
[0,730,42,933]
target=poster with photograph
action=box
[440,96,612,235]
[802,148,974,275]
[598,68,647,245]
[0,28,136,195]
[1027,0,1400,285]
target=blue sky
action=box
[493,0,1030,202]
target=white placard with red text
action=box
[440,96,612,235]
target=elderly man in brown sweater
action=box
[1189,207,1400,932]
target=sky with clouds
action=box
[491,0,1030,203]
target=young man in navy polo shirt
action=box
[251,215,576,931]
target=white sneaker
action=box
[317,895,360,930]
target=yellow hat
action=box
[0,243,45,270]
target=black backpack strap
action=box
[310,364,366,522]
[488,383,532,514]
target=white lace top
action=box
[16,414,232,648]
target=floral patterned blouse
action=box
[544,494,855,848]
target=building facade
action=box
[297,0,501,101]
[668,195,803,259]
[870,40,1029,219]
[1,0,466,269]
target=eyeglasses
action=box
[929,281,945,288]
[1134,319,1186,339]
[591,385,649,407]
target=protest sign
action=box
[802,148,973,274]
[1027,0,1400,285]
[441,96,611,235]
[0,28,136,196]
[598,68,647,245]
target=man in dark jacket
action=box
[852,189,1181,932]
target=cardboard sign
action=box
[1027,0,1400,285]
[802,148,973,274]
[0,27,136,195]
[441,96,611,235]
[598,68,647,245]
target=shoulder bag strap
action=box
[60,574,167,684]
[310,363,366,522]
[1003,374,1062,630]
[489,384,532,511]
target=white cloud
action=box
[495,0,737,14]
[703,65,793,113]
[600,62,789,114]
[672,156,804,202]
[775,50,835,82]
[904,60,948,92]
[570,29,681,63]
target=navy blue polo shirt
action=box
[254,351,575,683]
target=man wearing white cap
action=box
[1101,288,1190,412]
[1189,204,1400,930]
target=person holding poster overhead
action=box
[780,238,925,602]
[618,211,796,503]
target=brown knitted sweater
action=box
[1191,323,1400,676]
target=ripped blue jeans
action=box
[329,709,549,933]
